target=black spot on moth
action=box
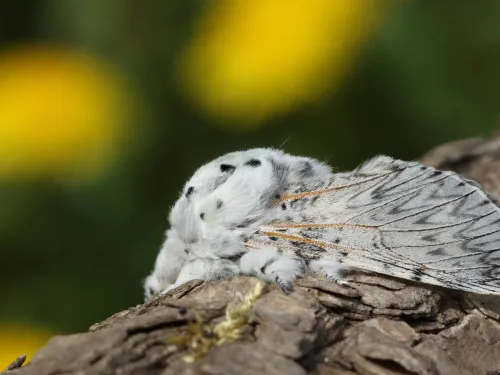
[293,183,308,194]
[299,231,316,239]
[334,238,341,244]
[387,163,404,172]
[433,170,442,175]
[411,268,424,281]
[422,234,437,243]
[216,200,223,209]
[220,164,236,173]
[199,213,205,220]
[427,248,446,256]
[260,257,275,274]
[220,252,246,262]
[244,158,261,167]
[269,236,278,241]
[185,186,195,198]
[235,218,257,229]
[281,203,287,210]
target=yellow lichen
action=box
[167,280,265,362]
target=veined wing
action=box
[245,156,500,294]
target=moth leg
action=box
[161,258,241,294]
[309,259,350,286]
[240,248,305,293]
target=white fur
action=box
[161,258,242,293]
[143,229,187,299]
[309,259,351,285]
[143,148,333,299]
[240,248,305,292]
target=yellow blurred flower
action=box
[0,323,53,369]
[179,0,385,127]
[0,46,135,183]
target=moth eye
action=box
[244,158,261,167]
[185,186,195,198]
[220,164,236,173]
[148,286,156,297]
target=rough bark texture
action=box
[6,135,500,375]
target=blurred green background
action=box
[1,0,499,364]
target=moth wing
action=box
[247,156,500,294]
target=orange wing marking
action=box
[269,223,379,230]
[262,231,358,253]
[259,231,428,270]
[274,172,394,205]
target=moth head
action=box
[173,148,333,233]
[183,148,283,196]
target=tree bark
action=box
[6,135,500,375]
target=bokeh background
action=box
[1,0,500,366]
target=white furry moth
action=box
[144,149,500,299]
